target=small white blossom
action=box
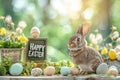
[117,38,120,43]
[111,31,119,40]
[89,33,95,41]
[91,38,97,44]
[18,21,27,29]
[5,15,12,24]
[115,45,120,53]
[89,33,103,45]
[96,33,103,43]
[16,27,23,34]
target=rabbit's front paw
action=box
[79,70,88,75]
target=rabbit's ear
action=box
[76,24,83,35]
[77,23,90,36]
[82,23,90,36]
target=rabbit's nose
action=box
[70,43,74,47]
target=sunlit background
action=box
[0,0,120,61]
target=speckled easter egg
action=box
[31,68,42,76]
[70,67,79,75]
[60,66,71,76]
[44,66,55,76]
[9,63,23,76]
[96,63,108,74]
[107,66,118,76]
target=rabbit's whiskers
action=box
[68,40,86,51]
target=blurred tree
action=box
[94,0,111,41]
[111,0,120,32]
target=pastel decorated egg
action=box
[60,66,71,76]
[70,67,79,75]
[30,27,40,38]
[44,66,55,76]
[116,52,120,61]
[96,63,108,74]
[31,68,42,76]
[9,63,23,76]
[107,66,118,76]
[108,49,117,60]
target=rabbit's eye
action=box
[77,38,80,41]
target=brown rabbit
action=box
[68,23,103,75]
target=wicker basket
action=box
[0,48,23,63]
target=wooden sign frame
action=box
[25,38,47,63]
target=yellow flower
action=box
[89,43,93,47]
[23,72,27,76]
[18,35,28,43]
[33,63,37,67]
[108,49,117,60]
[69,63,74,67]
[101,47,108,55]
[55,62,60,66]
[95,45,99,51]
[0,28,6,35]
[111,26,117,30]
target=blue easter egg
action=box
[9,63,23,76]
[60,66,70,76]
[96,63,108,74]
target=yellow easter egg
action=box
[108,49,117,60]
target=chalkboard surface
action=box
[26,38,47,62]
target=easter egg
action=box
[108,49,117,60]
[60,66,71,76]
[9,63,23,76]
[44,66,55,76]
[70,67,79,75]
[31,68,42,76]
[107,66,118,76]
[30,27,40,38]
[116,52,120,61]
[96,63,108,74]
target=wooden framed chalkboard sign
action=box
[26,38,47,63]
